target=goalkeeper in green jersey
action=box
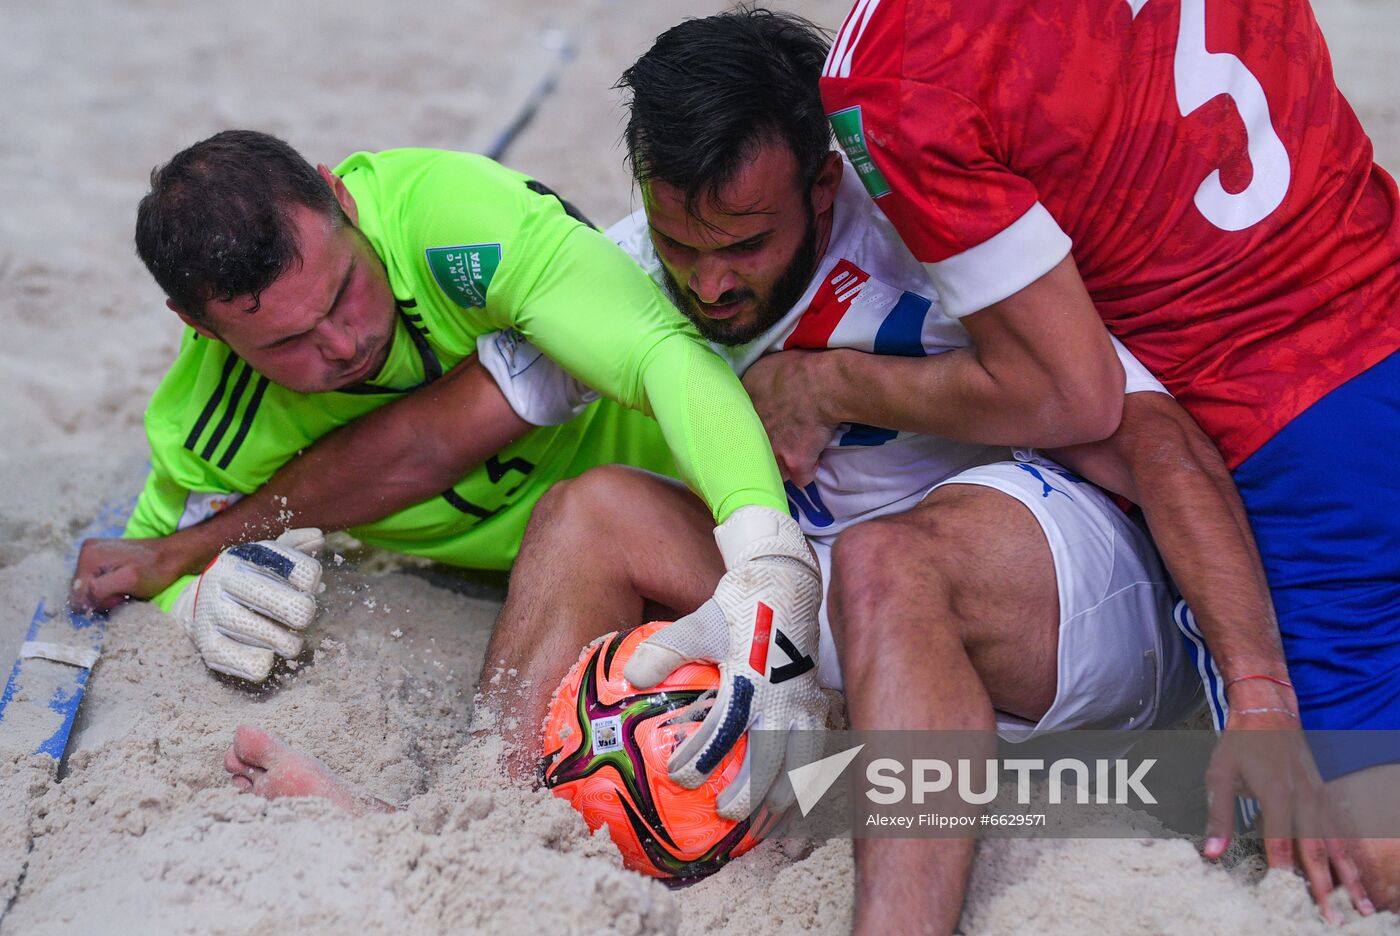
[72,131,823,818]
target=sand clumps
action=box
[3,567,684,935]
[3,551,1390,935]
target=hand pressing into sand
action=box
[223,725,394,815]
[1202,699,1372,923]
[71,536,194,613]
[174,530,325,682]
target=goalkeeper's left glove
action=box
[624,505,825,820]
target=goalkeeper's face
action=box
[644,143,841,347]
[189,204,397,394]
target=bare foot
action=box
[223,724,394,815]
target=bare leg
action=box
[220,467,720,810]
[829,485,1062,936]
[477,465,724,779]
[222,724,395,814]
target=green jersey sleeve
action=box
[341,148,785,521]
[123,461,201,612]
[510,225,785,521]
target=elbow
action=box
[1073,386,1124,444]
[1041,378,1123,446]
[1085,346,1128,435]
[395,454,461,498]
[1066,351,1126,443]
[377,434,460,500]
[1006,347,1125,447]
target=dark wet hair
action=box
[134,129,344,322]
[617,6,832,217]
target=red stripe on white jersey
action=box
[784,259,870,349]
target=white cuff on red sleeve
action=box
[924,202,1072,318]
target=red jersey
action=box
[820,0,1400,467]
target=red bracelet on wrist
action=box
[1224,674,1294,691]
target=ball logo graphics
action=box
[542,622,780,883]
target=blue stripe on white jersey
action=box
[874,291,933,356]
[836,290,934,447]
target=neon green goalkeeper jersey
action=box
[128,149,785,608]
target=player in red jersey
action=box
[818,0,1400,462]
[808,0,1400,927]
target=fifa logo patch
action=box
[591,715,622,755]
[425,243,502,308]
[828,106,892,199]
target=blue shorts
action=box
[1232,349,1400,780]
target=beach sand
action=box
[2,2,1397,933]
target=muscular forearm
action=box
[812,344,1112,448]
[162,359,531,578]
[811,255,1123,447]
[1051,394,1296,708]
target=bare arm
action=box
[72,356,531,610]
[744,255,1124,482]
[181,354,532,549]
[1049,391,1293,704]
[1050,393,1372,915]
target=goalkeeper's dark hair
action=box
[617,6,832,219]
[135,129,344,323]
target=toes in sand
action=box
[226,724,393,815]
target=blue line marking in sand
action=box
[0,497,134,759]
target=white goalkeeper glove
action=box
[624,506,825,820]
[170,528,325,682]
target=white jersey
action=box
[481,158,1167,537]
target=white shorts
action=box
[810,457,1203,738]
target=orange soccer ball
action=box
[541,621,771,883]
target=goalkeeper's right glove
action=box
[170,528,324,682]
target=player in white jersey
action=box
[486,163,1200,734]
[477,11,1321,935]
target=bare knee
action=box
[830,517,915,618]
[518,464,719,611]
[829,517,954,671]
[528,465,661,544]
[827,487,1053,690]
[829,488,1006,615]
[829,510,964,623]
